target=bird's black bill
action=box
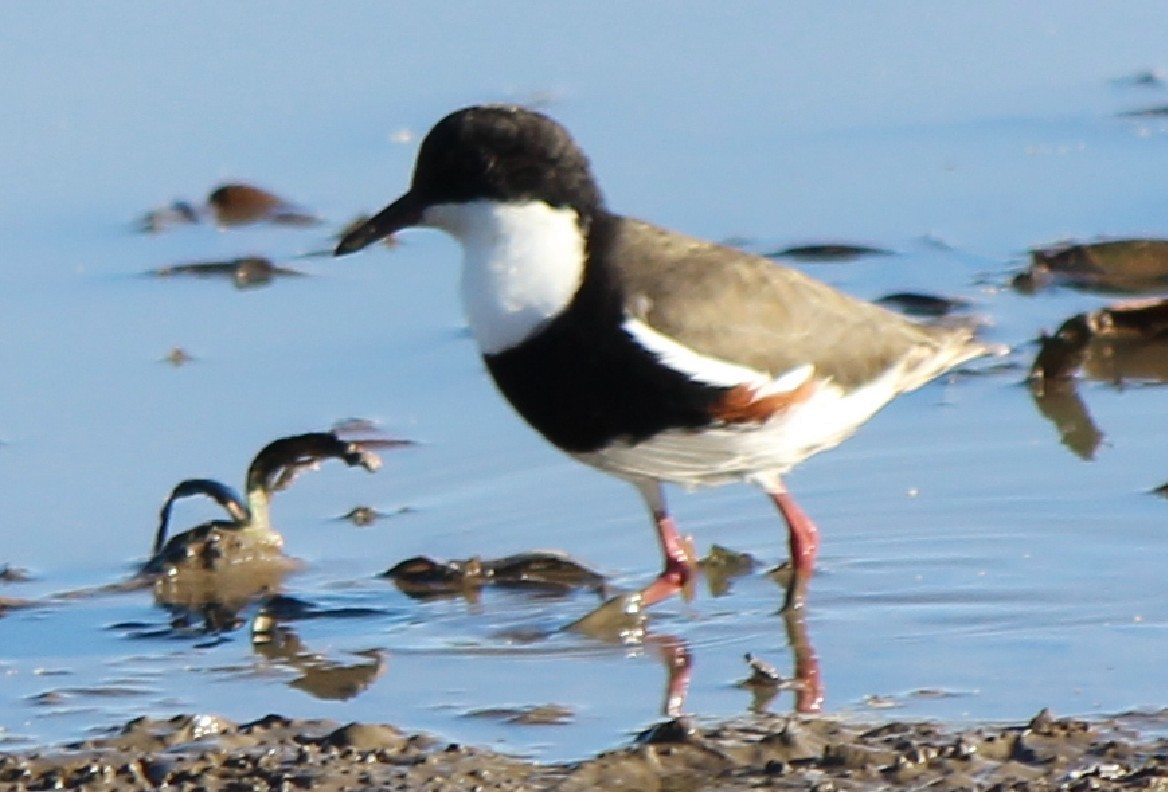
[334,192,423,256]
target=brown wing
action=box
[608,218,983,391]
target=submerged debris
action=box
[564,591,647,642]
[1030,314,1094,384]
[0,596,35,616]
[382,555,487,598]
[135,182,321,231]
[741,653,784,688]
[339,505,392,526]
[148,432,402,572]
[135,199,200,233]
[698,544,757,597]
[765,243,894,262]
[143,431,408,631]
[0,564,31,583]
[207,182,322,227]
[1113,68,1165,87]
[876,291,972,318]
[1119,104,1168,117]
[462,703,574,726]
[1029,299,1168,460]
[162,346,195,366]
[1016,239,1168,293]
[1030,297,1168,384]
[150,256,303,289]
[488,551,606,591]
[382,550,604,599]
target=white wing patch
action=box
[623,317,813,395]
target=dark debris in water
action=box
[765,243,894,262]
[1030,298,1168,385]
[0,596,35,616]
[563,591,647,642]
[463,704,574,726]
[150,256,304,289]
[1112,68,1166,87]
[741,653,783,689]
[337,505,413,526]
[738,652,793,713]
[137,431,404,634]
[135,200,199,233]
[381,555,486,598]
[1030,314,1094,384]
[161,346,195,366]
[698,544,757,597]
[135,182,322,232]
[207,183,322,228]
[0,564,31,583]
[1028,298,1168,461]
[382,550,605,599]
[1015,239,1168,293]
[875,291,972,318]
[1119,104,1168,117]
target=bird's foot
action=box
[640,535,697,608]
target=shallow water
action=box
[3,2,1168,762]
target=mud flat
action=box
[3,708,1167,791]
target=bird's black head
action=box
[336,105,604,255]
[412,105,603,209]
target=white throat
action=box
[422,200,586,354]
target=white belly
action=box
[574,366,908,488]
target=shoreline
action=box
[3,708,1167,790]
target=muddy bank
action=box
[4,709,1167,791]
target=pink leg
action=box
[633,480,696,608]
[771,491,820,574]
[758,473,820,611]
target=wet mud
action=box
[4,709,1168,791]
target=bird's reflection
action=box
[1029,299,1168,460]
[566,560,823,718]
[630,600,823,744]
[379,546,824,718]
